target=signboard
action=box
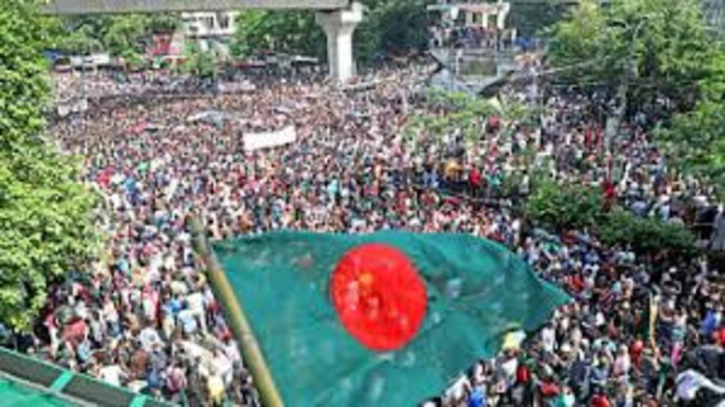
[57,98,88,117]
[243,126,296,152]
[69,53,111,68]
[218,81,256,93]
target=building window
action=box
[218,14,230,30]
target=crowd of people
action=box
[10,60,723,407]
[52,69,194,100]
[428,24,517,51]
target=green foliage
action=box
[598,209,696,256]
[145,14,179,34]
[181,42,218,79]
[510,2,570,39]
[524,181,696,257]
[546,0,613,82]
[119,48,145,70]
[191,51,217,79]
[44,14,180,56]
[547,0,723,202]
[0,148,99,330]
[547,0,713,113]
[44,17,104,55]
[661,47,725,199]
[524,180,607,232]
[102,15,148,56]
[233,10,326,59]
[404,91,498,145]
[1,1,98,330]
[232,0,430,65]
[355,0,429,65]
[1,1,50,145]
[426,89,496,113]
[404,90,537,146]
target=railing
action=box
[0,347,174,407]
[41,0,351,15]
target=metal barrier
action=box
[0,347,175,407]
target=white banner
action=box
[244,126,296,152]
[218,81,256,93]
[57,98,88,117]
[57,104,71,117]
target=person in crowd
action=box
[14,60,721,407]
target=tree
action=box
[524,181,696,258]
[547,0,713,117]
[102,15,149,56]
[661,47,725,199]
[44,14,180,56]
[598,208,696,257]
[232,0,430,65]
[185,48,218,79]
[2,3,49,145]
[523,180,608,233]
[44,18,104,55]
[403,89,538,150]
[0,1,98,330]
[355,0,429,65]
[146,14,180,34]
[545,0,613,82]
[509,2,570,39]
[233,10,326,59]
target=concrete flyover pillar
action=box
[316,2,363,83]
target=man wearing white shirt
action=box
[186,290,206,333]
[139,324,162,352]
[212,347,234,387]
[222,336,242,367]
[99,361,127,387]
[541,323,556,353]
[676,369,725,403]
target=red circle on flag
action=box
[330,243,427,351]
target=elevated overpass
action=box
[41,0,363,82]
[42,0,350,14]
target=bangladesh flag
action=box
[212,231,569,406]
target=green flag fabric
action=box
[213,231,570,407]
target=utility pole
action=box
[604,21,646,168]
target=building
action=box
[428,1,512,31]
[180,11,239,55]
[41,1,364,82]
[427,1,516,51]
[703,0,725,37]
[181,11,238,38]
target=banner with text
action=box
[244,126,297,152]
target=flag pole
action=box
[188,216,285,407]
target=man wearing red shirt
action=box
[590,389,612,407]
[713,325,725,346]
[469,166,483,197]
